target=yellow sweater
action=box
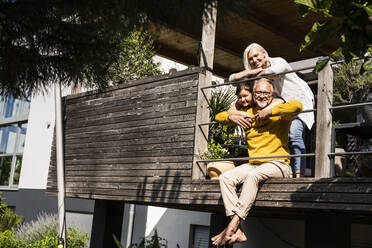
[215,100,302,165]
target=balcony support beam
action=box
[315,62,333,178]
[192,0,217,179]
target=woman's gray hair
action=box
[242,43,268,70]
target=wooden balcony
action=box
[46,67,372,221]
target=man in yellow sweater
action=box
[211,78,302,246]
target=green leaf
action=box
[296,4,310,17]
[294,0,316,9]
[361,58,372,73]
[300,21,333,52]
[113,234,123,248]
[352,2,372,17]
[330,47,343,58]
[314,57,330,74]
[364,4,372,17]
[351,2,365,8]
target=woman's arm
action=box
[263,57,292,75]
[229,68,264,81]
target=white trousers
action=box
[219,160,290,220]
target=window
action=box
[0,95,30,188]
[189,225,210,248]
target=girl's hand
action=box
[228,114,253,130]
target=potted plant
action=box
[201,84,244,179]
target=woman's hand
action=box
[232,68,264,81]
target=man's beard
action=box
[255,100,269,109]
[254,98,272,109]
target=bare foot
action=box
[212,215,241,246]
[228,228,247,244]
[211,228,226,246]
[211,227,236,246]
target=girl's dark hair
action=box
[235,82,252,95]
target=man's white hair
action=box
[253,78,274,93]
[242,43,268,70]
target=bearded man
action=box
[211,78,302,246]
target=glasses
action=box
[254,91,271,97]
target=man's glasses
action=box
[254,91,271,97]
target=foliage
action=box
[0,0,134,96]
[16,213,89,248]
[209,86,236,121]
[113,234,124,248]
[16,213,58,244]
[0,0,253,97]
[0,230,21,248]
[202,138,231,159]
[294,0,372,73]
[65,227,89,248]
[0,194,23,232]
[333,60,372,103]
[201,85,244,159]
[129,229,167,248]
[106,29,161,85]
[0,195,6,218]
[0,208,23,233]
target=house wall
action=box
[1,86,95,230]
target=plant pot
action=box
[207,161,235,180]
[334,148,346,176]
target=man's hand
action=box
[228,113,253,130]
[255,108,271,122]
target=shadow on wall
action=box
[136,169,186,204]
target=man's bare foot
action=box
[211,228,234,246]
[211,215,241,246]
[228,228,247,244]
[211,228,226,246]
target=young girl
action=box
[229,82,284,129]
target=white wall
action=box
[19,85,72,189]
[19,89,56,189]
[145,206,211,248]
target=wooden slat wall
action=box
[47,68,203,204]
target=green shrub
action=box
[16,213,58,245]
[0,194,23,232]
[0,230,21,248]
[334,60,372,104]
[66,227,89,248]
[25,234,57,248]
[129,229,167,248]
[16,213,89,248]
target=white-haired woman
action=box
[228,43,315,178]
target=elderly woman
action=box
[228,43,315,177]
